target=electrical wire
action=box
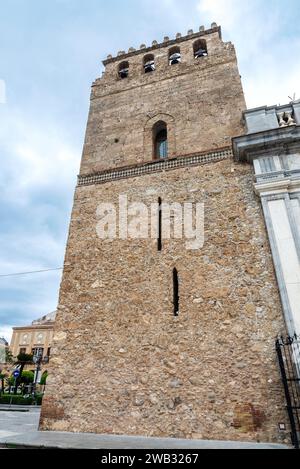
[0,267,63,278]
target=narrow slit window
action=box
[173,268,179,316]
[158,197,162,251]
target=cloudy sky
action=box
[0,0,299,342]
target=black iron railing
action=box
[276,334,300,449]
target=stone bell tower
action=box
[40,24,289,443]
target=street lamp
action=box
[32,350,49,404]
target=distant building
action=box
[10,311,56,360]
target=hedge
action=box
[0,394,43,405]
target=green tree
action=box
[0,371,7,394]
[5,375,14,394]
[7,376,14,385]
[40,371,48,386]
[21,370,34,384]
[20,370,34,395]
[13,353,33,394]
[5,347,14,364]
[16,352,33,364]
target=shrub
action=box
[21,371,34,384]
[16,353,33,363]
[0,395,33,405]
[40,371,48,385]
[0,393,43,405]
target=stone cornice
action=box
[232,125,300,163]
[254,177,300,197]
[242,103,299,120]
[77,147,232,187]
[13,324,54,331]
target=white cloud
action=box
[0,79,6,104]
[198,0,242,29]
[0,326,13,344]
[0,232,65,273]
[197,0,300,108]
[0,108,79,330]
[0,108,80,204]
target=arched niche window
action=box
[193,39,208,59]
[153,121,168,159]
[143,54,155,73]
[118,61,129,79]
[169,46,181,65]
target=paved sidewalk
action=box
[0,408,290,449]
[0,404,39,412]
[0,431,290,449]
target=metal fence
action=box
[276,334,300,449]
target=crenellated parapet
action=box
[103,24,221,65]
[91,23,236,89]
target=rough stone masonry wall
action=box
[80,32,245,175]
[40,158,289,444]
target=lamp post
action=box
[32,351,48,404]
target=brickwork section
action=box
[41,159,289,443]
[78,148,232,186]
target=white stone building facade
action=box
[233,100,300,336]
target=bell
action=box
[169,53,181,65]
[119,68,129,79]
[144,61,155,73]
[195,48,207,58]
